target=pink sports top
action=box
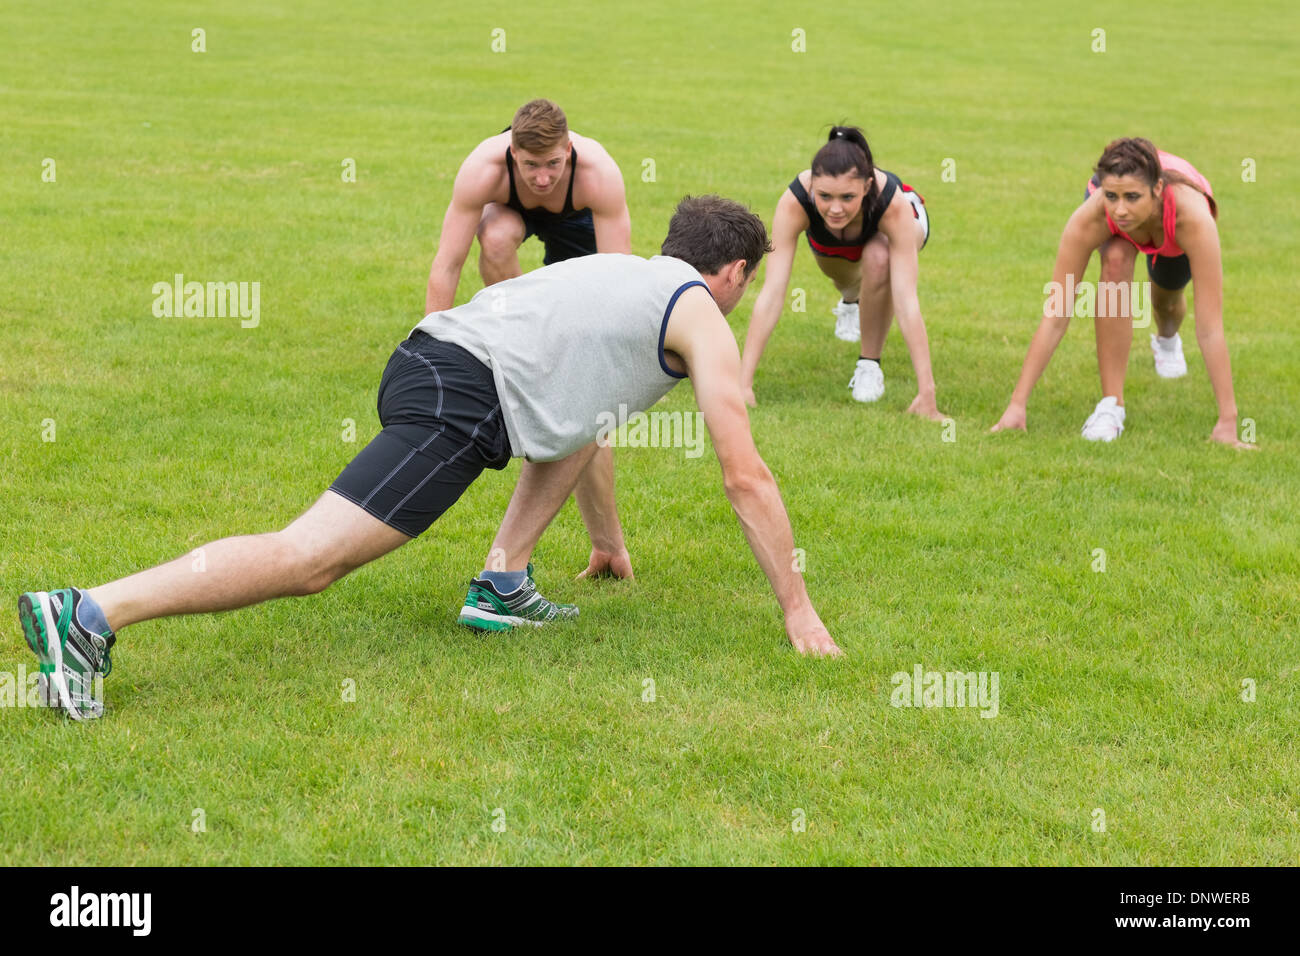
[1088,151,1216,259]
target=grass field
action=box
[2,0,1298,865]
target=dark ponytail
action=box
[811,125,879,213]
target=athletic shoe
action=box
[848,359,885,403]
[1081,396,1126,442]
[17,588,114,720]
[1151,333,1188,379]
[458,563,579,632]
[832,300,859,342]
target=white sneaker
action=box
[833,300,859,341]
[1151,333,1188,379]
[848,359,885,403]
[1081,396,1126,441]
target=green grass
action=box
[1,0,1297,865]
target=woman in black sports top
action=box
[740,126,943,420]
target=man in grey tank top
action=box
[20,197,838,719]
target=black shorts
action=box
[1085,174,1192,291]
[329,332,511,537]
[1145,252,1192,290]
[523,208,598,265]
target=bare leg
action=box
[857,234,893,357]
[87,491,411,632]
[484,444,599,571]
[813,252,861,305]
[1096,237,1138,404]
[477,203,526,287]
[1151,283,1187,338]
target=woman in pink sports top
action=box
[992,137,1252,449]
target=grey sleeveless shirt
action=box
[412,254,708,461]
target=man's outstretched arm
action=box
[665,286,840,656]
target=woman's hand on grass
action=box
[990,403,1027,433]
[1210,417,1258,450]
[907,392,945,421]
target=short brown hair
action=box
[511,99,568,153]
[660,195,772,278]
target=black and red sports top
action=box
[789,171,923,261]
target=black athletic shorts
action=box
[524,208,598,265]
[1144,252,1192,290]
[1085,174,1193,291]
[329,332,511,537]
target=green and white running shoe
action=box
[17,588,114,720]
[458,563,579,632]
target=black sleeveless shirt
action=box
[789,171,904,257]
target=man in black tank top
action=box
[425,99,632,314]
[504,142,596,263]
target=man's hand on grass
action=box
[577,547,635,580]
[785,606,842,657]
